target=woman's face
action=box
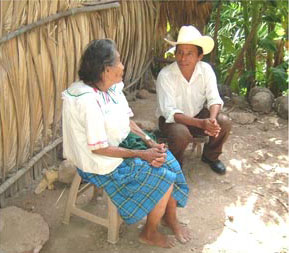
[103,51,124,90]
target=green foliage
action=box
[259,37,277,52]
[270,61,289,92]
[208,0,288,96]
[219,35,235,53]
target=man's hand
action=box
[202,118,221,138]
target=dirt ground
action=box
[6,92,289,253]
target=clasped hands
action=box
[202,118,221,138]
[141,143,167,168]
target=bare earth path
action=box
[6,93,289,253]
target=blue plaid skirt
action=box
[77,150,189,224]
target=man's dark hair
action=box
[175,44,203,56]
[195,45,203,56]
[78,39,116,85]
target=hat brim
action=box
[164,36,214,55]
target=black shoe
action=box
[201,155,226,175]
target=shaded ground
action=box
[6,93,289,253]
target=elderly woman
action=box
[62,39,191,248]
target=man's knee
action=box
[217,113,232,132]
[162,123,193,151]
[169,124,193,143]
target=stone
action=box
[248,87,274,101]
[58,160,76,184]
[34,170,59,194]
[228,112,257,125]
[273,95,288,119]
[231,95,250,109]
[125,93,136,102]
[136,89,150,99]
[249,87,274,113]
[250,149,270,162]
[218,84,232,98]
[0,206,49,253]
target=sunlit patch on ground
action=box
[203,195,289,253]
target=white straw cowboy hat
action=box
[164,25,215,55]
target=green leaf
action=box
[270,63,289,92]
[259,38,277,52]
[220,35,235,53]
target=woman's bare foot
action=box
[173,224,192,244]
[139,230,176,248]
[162,219,192,244]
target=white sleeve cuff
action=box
[88,141,109,151]
[207,99,224,110]
[165,109,184,123]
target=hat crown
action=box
[164,25,214,55]
[177,26,202,43]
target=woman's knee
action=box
[165,150,182,170]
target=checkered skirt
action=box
[77,150,189,224]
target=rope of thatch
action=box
[0,137,62,196]
[0,1,120,45]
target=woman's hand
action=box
[148,141,167,151]
[145,143,167,167]
[140,148,166,164]
[143,144,167,167]
[151,156,166,167]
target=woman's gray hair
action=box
[78,39,117,85]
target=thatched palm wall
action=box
[0,0,212,200]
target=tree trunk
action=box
[269,39,285,97]
[210,0,222,68]
[224,7,261,87]
[266,23,275,80]
[244,1,258,94]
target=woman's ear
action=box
[101,71,106,82]
[105,66,111,73]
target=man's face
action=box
[175,44,203,72]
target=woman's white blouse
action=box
[62,81,133,175]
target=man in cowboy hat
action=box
[156,25,232,175]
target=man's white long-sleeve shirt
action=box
[156,61,223,123]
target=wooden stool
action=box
[191,136,209,158]
[63,173,122,244]
[157,132,209,159]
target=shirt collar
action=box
[63,81,94,98]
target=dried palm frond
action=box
[1,0,13,35]
[0,42,18,175]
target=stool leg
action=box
[63,173,81,224]
[107,197,121,244]
[196,143,203,158]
